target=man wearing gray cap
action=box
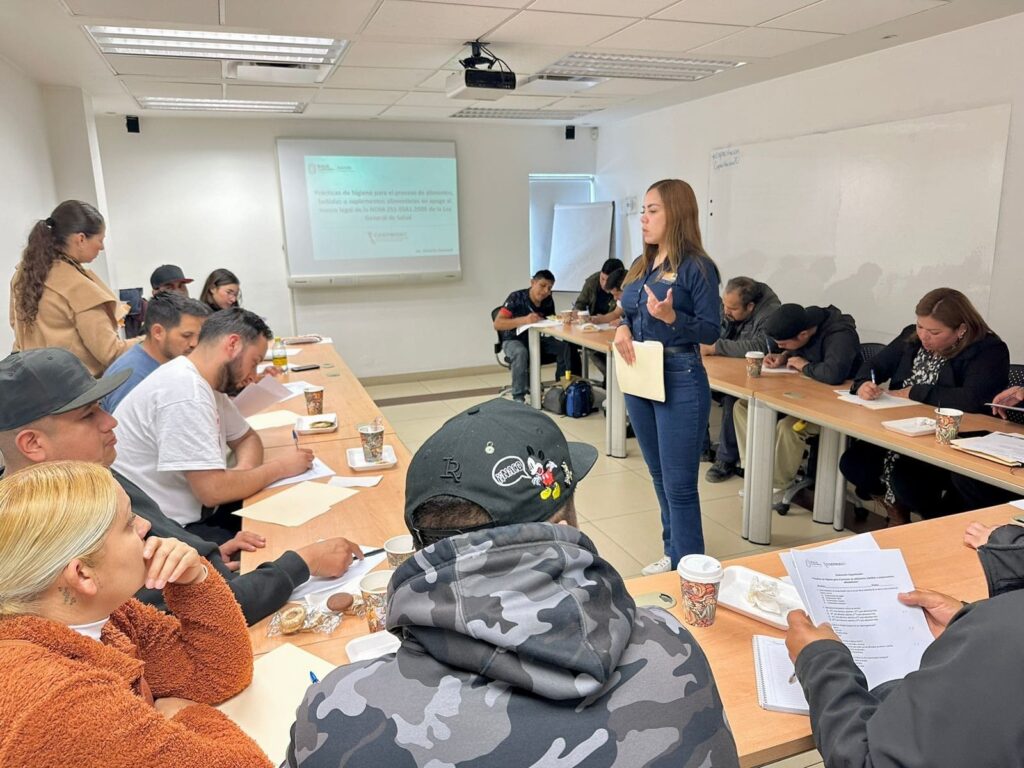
[287,398,738,768]
[0,348,363,624]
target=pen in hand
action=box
[870,369,876,386]
[292,429,299,449]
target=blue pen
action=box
[292,429,299,449]
[870,369,877,386]
[309,670,319,684]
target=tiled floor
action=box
[376,368,831,768]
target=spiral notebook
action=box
[752,635,809,715]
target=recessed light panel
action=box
[452,107,597,120]
[136,97,304,112]
[541,52,744,81]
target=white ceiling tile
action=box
[315,89,405,105]
[655,0,819,26]
[394,91,461,107]
[362,1,517,41]
[103,54,222,79]
[763,0,948,35]
[483,93,560,108]
[326,66,436,89]
[582,77,688,96]
[120,78,223,99]
[415,0,530,6]
[691,26,837,57]
[304,103,389,118]
[528,0,677,17]
[417,71,453,91]
[593,18,743,52]
[343,40,464,69]
[65,0,219,24]
[490,10,635,47]
[379,104,465,118]
[223,0,378,35]
[544,96,620,110]
[224,85,317,102]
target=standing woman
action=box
[200,269,241,312]
[10,200,133,375]
[614,179,721,575]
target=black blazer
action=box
[850,325,1009,413]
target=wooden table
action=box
[526,323,627,457]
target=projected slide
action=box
[304,156,458,261]
[277,139,462,286]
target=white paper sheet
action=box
[778,534,879,581]
[784,548,933,688]
[245,410,299,430]
[289,551,389,601]
[1009,499,1024,510]
[329,475,383,488]
[233,375,301,417]
[835,390,919,411]
[761,366,798,374]
[515,319,562,336]
[265,457,336,489]
[234,479,355,526]
[951,432,1024,464]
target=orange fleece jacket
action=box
[0,564,271,768]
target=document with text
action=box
[784,548,933,688]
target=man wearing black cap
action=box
[734,303,861,493]
[0,348,363,625]
[150,264,194,297]
[288,398,738,768]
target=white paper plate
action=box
[346,445,397,471]
[295,413,338,435]
[346,631,400,663]
[718,565,804,630]
[882,417,936,437]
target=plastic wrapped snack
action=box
[267,596,343,637]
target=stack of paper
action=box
[234,375,302,417]
[234,479,356,526]
[245,410,298,430]
[950,432,1024,466]
[266,457,336,489]
[834,389,918,410]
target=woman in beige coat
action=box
[10,200,132,375]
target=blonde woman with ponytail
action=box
[0,461,270,768]
[10,200,136,375]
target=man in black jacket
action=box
[733,304,861,493]
[0,348,362,625]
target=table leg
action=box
[743,398,777,545]
[529,327,541,410]
[582,349,590,380]
[812,428,847,530]
[606,353,627,458]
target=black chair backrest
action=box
[859,342,886,363]
[1005,363,1024,424]
[491,307,504,353]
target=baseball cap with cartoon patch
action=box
[404,398,597,544]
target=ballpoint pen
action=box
[309,671,319,684]
[292,428,299,449]
[870,369,877,386]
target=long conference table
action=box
[239,339,1020,767]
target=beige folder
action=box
[612,340,665,402]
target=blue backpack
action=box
[564,380,594,418]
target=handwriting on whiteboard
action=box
[712,148,740,169]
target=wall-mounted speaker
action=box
[126,115,140,134]
[565,125,575,140]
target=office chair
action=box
[490,306,559,398]
[119,287,147,340]
[1004,363,1024,425]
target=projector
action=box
[446,69,516,101]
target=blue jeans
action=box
[625,352,711,567]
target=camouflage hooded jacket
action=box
[286,522,739,767]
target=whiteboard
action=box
[548,202,614,292]
[707,105,1010,342]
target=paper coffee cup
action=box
[359,569,394,633]
[934,407,964,445]
[358,422,385,462]
[677,554,724,628]
[745,351,765,378]
[304,386,325,416]
[384,534,415,569]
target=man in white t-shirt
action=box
[112,307,313,541]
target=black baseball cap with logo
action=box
[0,349,131,431]
[405,398,597,545]
[150,264,193,289]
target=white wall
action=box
[0,56,56,353]
[596,12,1024,360]
[96,117,595,377]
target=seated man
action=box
[0,348,362,624]
[100,291,211,413]
[287,399,739,767]
[574,258,624,324]
[734,303,861,494]
[494,269,571,402]
[701,277,782,482]
[786,524,1024,768]
[151,263,194,297]
[112,307,313,543]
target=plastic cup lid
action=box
[745,351,765,358]
[935,407,964,417]
[677,554,724,583]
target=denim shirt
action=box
[622,254,721,347]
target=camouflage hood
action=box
[386,522,636,701]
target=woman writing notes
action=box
[613,180,721,575]
[840,288,1008,525]
[0,462,270,767]
[10,201,134,375]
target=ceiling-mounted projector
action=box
[446,40,516,100]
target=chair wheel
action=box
[854,506,869,521]
[773,502,790,515]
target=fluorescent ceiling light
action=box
[136,97,304,113]
[86,26,346,65]
[541,52,744,82]
[453,107,598,120]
